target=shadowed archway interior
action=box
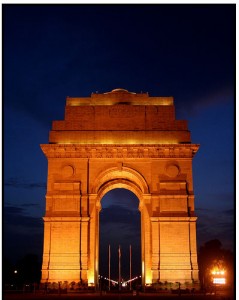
[99,188,141,280]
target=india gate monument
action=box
[40,88,200,288]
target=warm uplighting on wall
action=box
[88,273,95,285]
[54,140,180,145]
[145,274,152,285]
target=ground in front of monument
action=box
[3,290,234,300]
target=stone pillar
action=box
[141,196,152,285]
[88,194,99,288]
[189,219,199,281]
[41,217,83,283]
[159,217,196,283]
[151,219,160,283]
[41,221,51,282]
[80,217,90,283]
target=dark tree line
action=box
[3,253,41,287]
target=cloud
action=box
[223,209,234,216]
[4,177,46,189]
[196,207,234,250]
[3,205,44,262]
[196,207,211,212]
[4,206,43,230]
[20,203,40,208]
[100,205,140,226]
[178,85,234,117]
[195,86,234,109]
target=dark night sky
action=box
[3,4,235,280]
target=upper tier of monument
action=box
[66,88,173,106]
[49,89,191,144]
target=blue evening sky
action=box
[3,4,235,278]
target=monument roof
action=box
[66,89,173,106]
[104,88,136,94]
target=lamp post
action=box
[211,269,226,284]
[14,270,18,290]
[211,268,226,296]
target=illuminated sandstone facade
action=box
[41,88,199,287]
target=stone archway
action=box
[40,89,200,289]
[90,166,150,286]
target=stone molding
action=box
[41,143,199,158]
[43,216,90,222]
[150,216,197,222]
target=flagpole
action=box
[108,245,111,291]
[130,245,132,290]
[119,245,121,291]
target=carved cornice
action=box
[43,216,90,222]
[151,216,198,222]
[40,144,199,159]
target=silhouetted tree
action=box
[3,257,14,285]
[198,239,234,290]
[16,254,41,284]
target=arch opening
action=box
[99,188,141,290]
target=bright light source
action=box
[88,275,94,284]
[213,278,226,284]
[211,268,226,276]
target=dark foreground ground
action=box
[3,290,235,300]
